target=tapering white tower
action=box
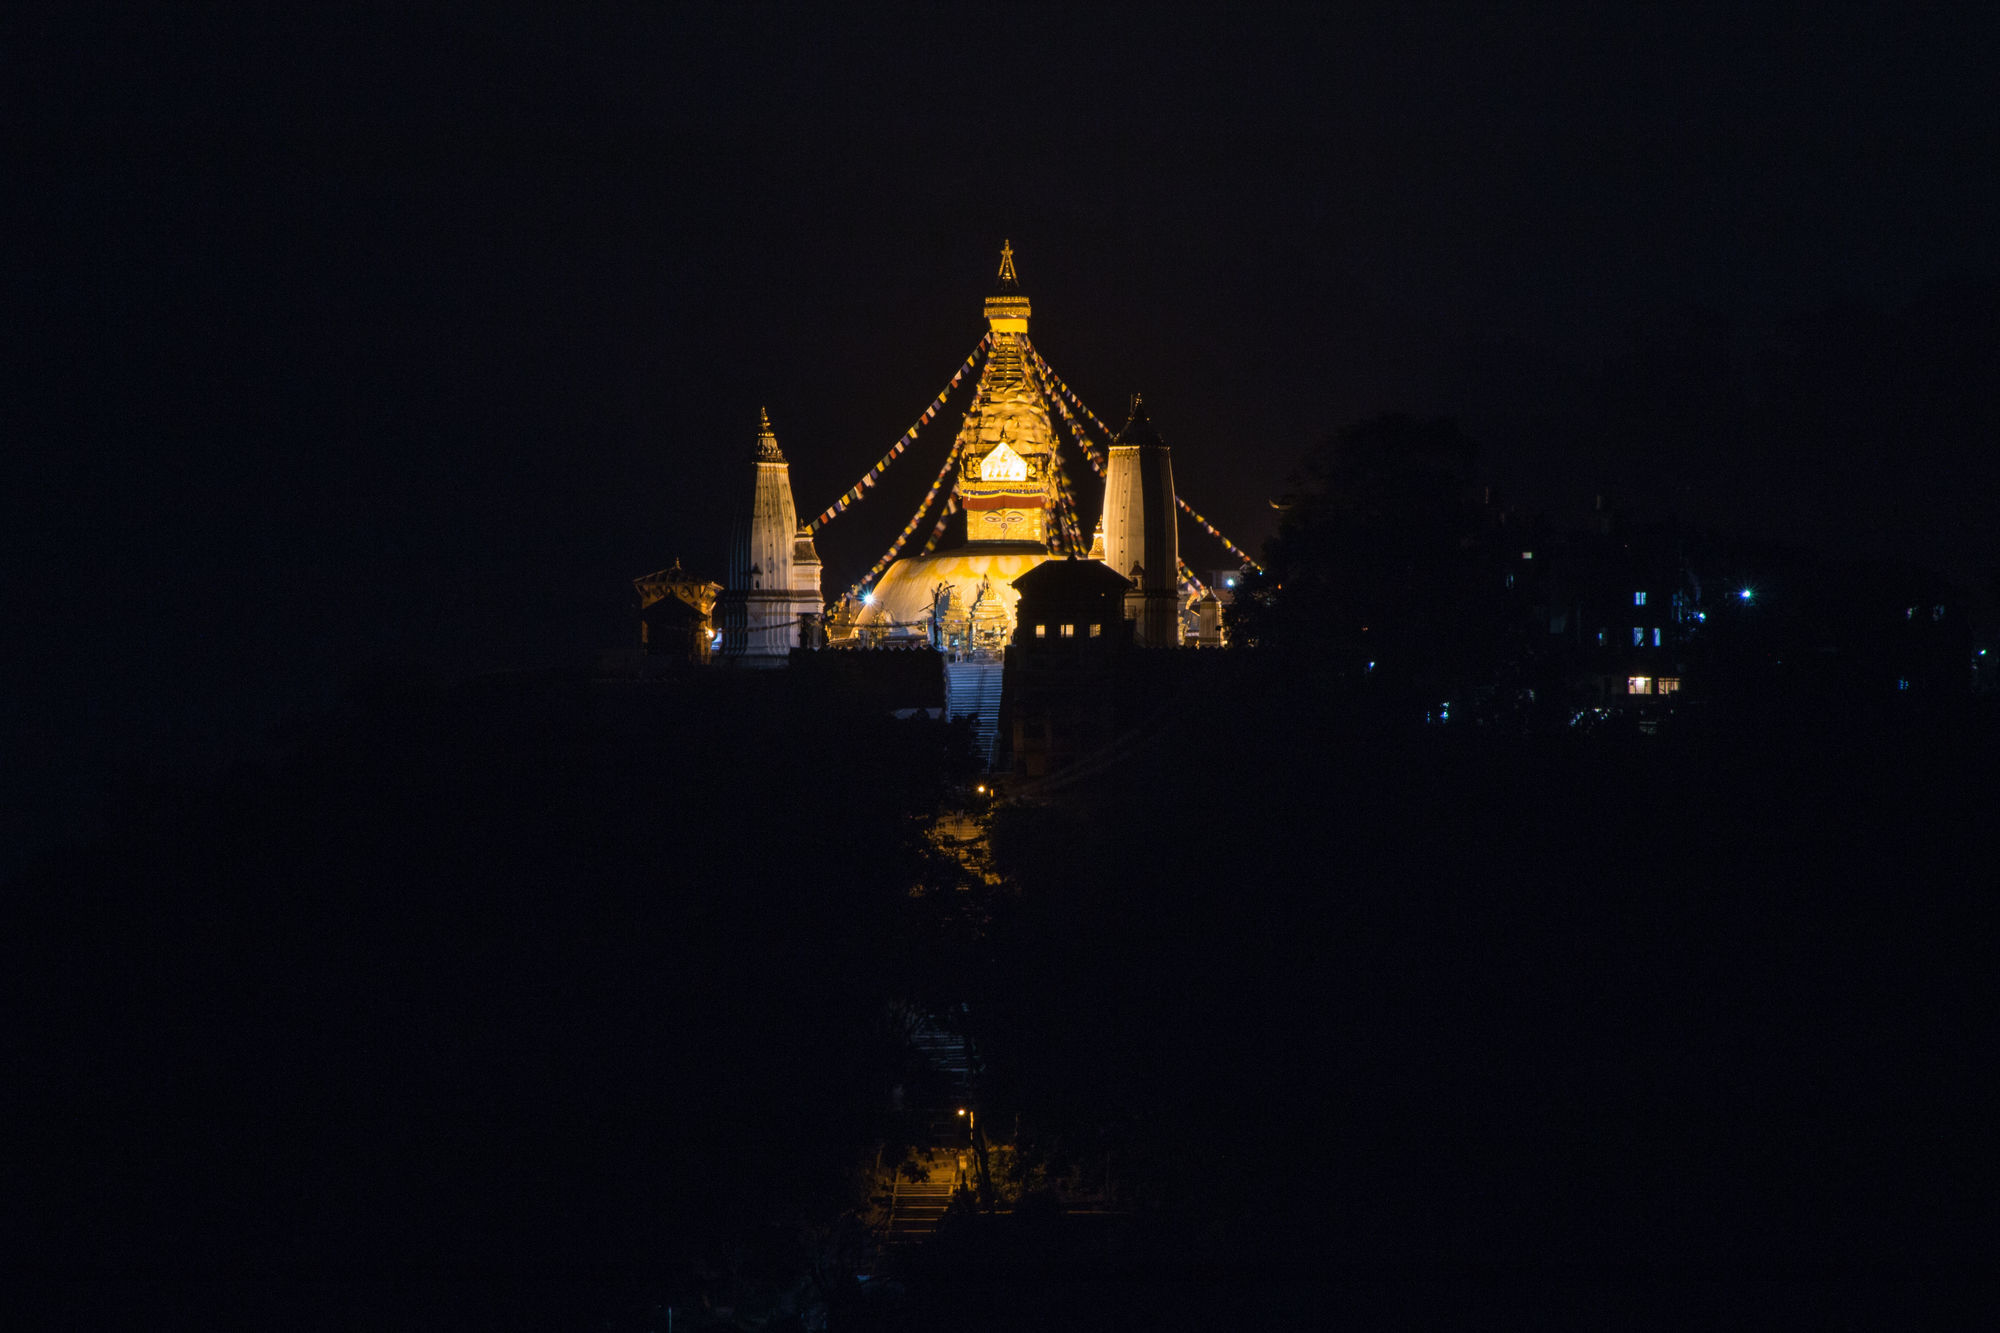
[1099,393,1182,646]
[717,409,822,666]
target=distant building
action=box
[633,559,723,664]
[714,409,824,668]
[1000,557,1135,778]
[629,244,1250,765]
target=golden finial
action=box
[985,239,1029,326]
[754,406,784,461]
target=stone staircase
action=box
[945,660,1005,769]
[873,1014,982,1245]
[909,1016,975,1090]
[882,1179,962,1241]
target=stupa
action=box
[852,242,1061,652]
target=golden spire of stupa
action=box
[984,239,1030,332]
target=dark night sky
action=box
[6,5,1999,852]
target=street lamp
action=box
[957,1107,995,1213]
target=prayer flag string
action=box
[846,428,972,601]
[808,333,989,533]
[1025,350,1108,477]
[918,493,960,557]
[1022,353,1095,553]
[1022,338,1265,574]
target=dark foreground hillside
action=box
[941,660,1997,1324]
[5,665,969,1328]
[7,657,1995,1328]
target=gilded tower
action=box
[717,409,823,666]
[957,241,1059,547]
[854,243,1062,648]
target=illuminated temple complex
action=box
[632,243,1254,767]
[842,245,1062,651]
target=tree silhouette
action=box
[1230,414,1509,713]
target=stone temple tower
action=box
[1099,393,1182,646]
[717,409,822,666]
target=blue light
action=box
[863,591,875,604]
[1739,588,1754,601]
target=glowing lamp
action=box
[1739,588,1754,601]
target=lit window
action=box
[1088,623,1101,637]
[1060,624,1074,637]
[1034,624,1046,638]
[1505,572,1515,589]
[1628,676,1652,694]
[1521,551,1534,560]
[1897,678,1910,691]
[1657,677,1680,694]
[1597,630,1606,647]
[1652,627,1662,647]
[1632,628,1644,647]
[1634,591,1647,606]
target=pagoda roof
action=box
[641,594,707,625]
[1011,556,1133,598]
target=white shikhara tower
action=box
[1099,393,1183,646]
[717,409,823,666]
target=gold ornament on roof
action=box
[754,406,786,461]
[985,239,1030,329]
